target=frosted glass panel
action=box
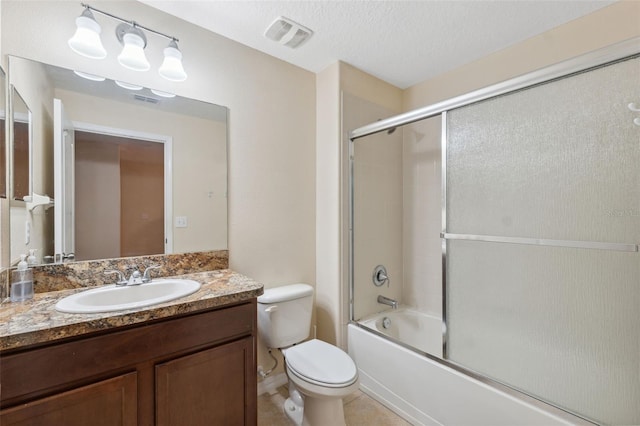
[447,57,640,243]
[447,240,639,425]
[446,56,640,425]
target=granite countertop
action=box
[0,269,263,352]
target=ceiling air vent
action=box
[134,94,160,104]
[264,16,313,49]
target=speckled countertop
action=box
[0,269,263,352]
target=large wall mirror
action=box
[8,55,228,266]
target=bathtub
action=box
[349,310,587,426]
[359,308,443,357]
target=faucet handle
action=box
[142,265,161,283]
[105,270,127,286]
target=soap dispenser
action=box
[10,254,34,302]
[27,249,38,266]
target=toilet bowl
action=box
[257,284,359,426]
[283,339,359,425]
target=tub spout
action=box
[377,295,398,309]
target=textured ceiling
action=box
[140,0,614,89]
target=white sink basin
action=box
[55,279,201,314]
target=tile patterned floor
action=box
[258,386,412,425]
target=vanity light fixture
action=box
[158,40,187,82]
[68,3,187,81]
[68,7,107,59]
[116,24,150,71]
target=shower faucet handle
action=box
[373,265,389,287]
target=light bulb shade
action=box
[159,41,187,82]
[117,31,150,71]
[68,9,107,59]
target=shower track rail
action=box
[441,233,638,252]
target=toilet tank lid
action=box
[258,283,313,304]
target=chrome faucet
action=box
[377,295,398,309]
[105,265,160,286]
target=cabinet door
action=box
[0,372,137,426]
[156,337,255,426]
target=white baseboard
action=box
[258,372,288,396]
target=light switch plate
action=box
[175,216,188,228]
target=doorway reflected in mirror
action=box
[75,131,165,261]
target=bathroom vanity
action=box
[0,269,262,425]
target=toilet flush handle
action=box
[265,305,278,314]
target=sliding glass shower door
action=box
[445,56,640,425]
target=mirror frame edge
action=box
[1,63,8,269]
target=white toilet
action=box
[257,283,359,426]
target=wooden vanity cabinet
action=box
[0,300,258,426]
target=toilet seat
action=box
[285,339,358,388]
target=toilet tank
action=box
[257,284,314,349]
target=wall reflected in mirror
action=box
[0,67,5,199]
[8,56,228,265]
[12,89,31,201]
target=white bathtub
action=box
[359,308,443,357]
[349,311,588,426]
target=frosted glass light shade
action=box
[68,9,106,59]
[159,41,187,82]
[118,32,150,71]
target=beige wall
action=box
[316,61,402,348]
[336,63,402,347]
[315,62,340,346]
[401,116,442,316]
[348,93,403,321]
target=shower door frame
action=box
[348,37,640,425]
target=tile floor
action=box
[258,385,412,425]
